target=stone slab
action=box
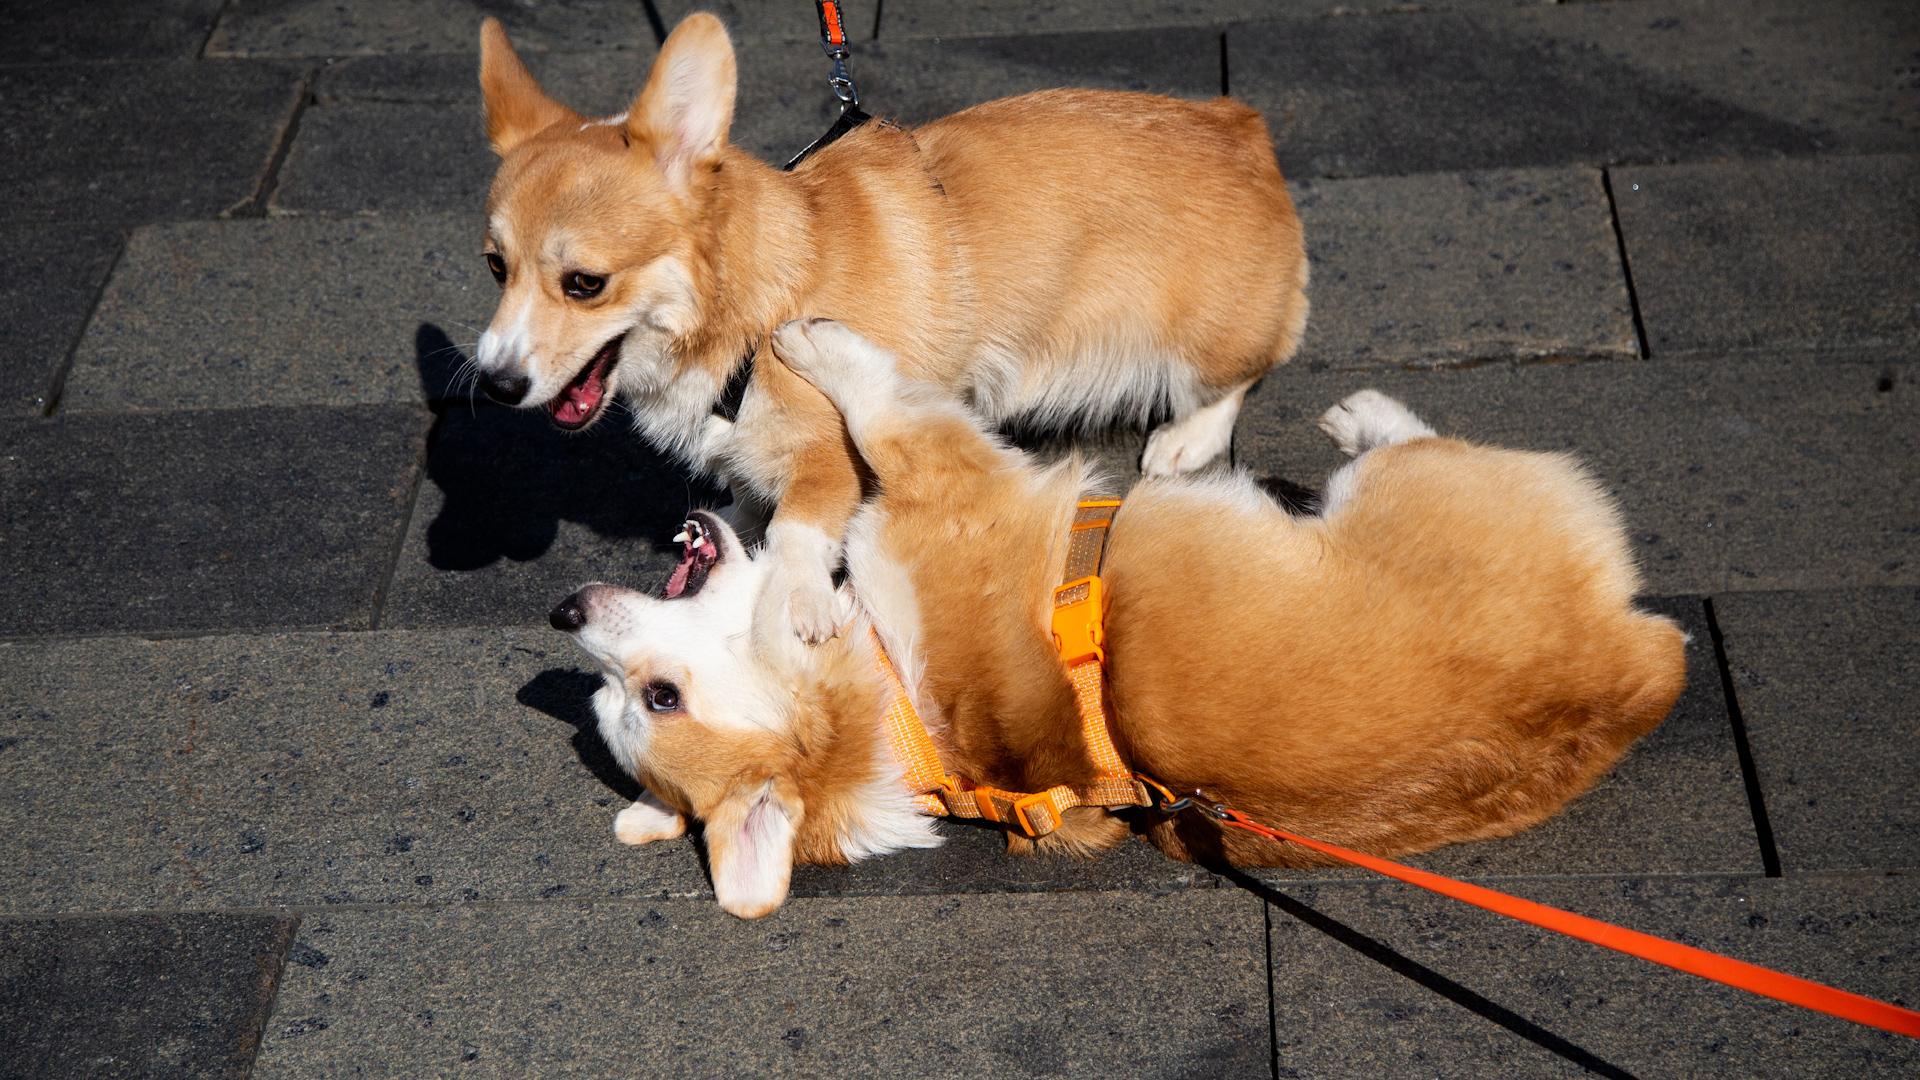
[378,401,718,630]
[662,0,1521,42]
[206,0,656,57]
[279,28,1221,212]
[0,225,122,415]
[1236,349,1919,597]
[0,406,426,638]
[0,629,708,914]
[61,216,492,413]
[0,0,227,63]
[0,60,303,225]
[1614,154,1920,356]
[1263,874,1920,1077]
[1245,596,1761,884]
[1230,0,1920,179]
[0,911,296,1079]
[252,891,1270,1076]
[1296,168,1635,369]
[1714,588,1920,873]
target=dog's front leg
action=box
[613,788,687,845]
[756,394,863,646]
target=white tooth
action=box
[672,530,690,544]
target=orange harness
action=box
[871,499,1171,837]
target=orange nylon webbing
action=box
[1213,807,1920,1039]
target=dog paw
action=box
[772,318,849,378]
[1317,389,1434,457]
[613,797,686,846]
[1141,419,1231,476]
[786,575,842,646]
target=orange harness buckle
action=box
[1051,575,1106,666]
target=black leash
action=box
[714,1,873,421]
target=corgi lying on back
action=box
[551,320,1687,919]
[473,13,1309,643]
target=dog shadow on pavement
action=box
[413,323,720,572]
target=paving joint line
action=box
[241,911,300,1080]
[366,436,431,631]
[1702,597,1783,878]
[38,234,128,418]
[871,0,886,40]
[197,0,236,60]
[228,65,318,219]
[1233,867,1641,1079]
[1261,899,1279,1080]
[1219,30,1230,96]
[1600,167,1651,359]
[641,0,668,45]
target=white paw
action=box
[785,574,841,646]
[613,796,686,846]
[1317,389,1435,457]
[1141,419,1232,476]
[771,318,860,380]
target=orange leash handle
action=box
[1216,808,1920,1039]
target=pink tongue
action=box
[550,365,606,425]
[664,557,693,599]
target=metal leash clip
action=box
[815,1,861,109]
[1147,784,1230,820]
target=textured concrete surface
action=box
[0,0,226,63]
[0,225,122,415]
[253,892,1269,1077]
[0,407,426,637]
[205,0,657,58]
[1615,154,1920,355]
[0,911,296,1080]
[1264,874,1920,1077]
[0,60,302,224]
[5,1,1918,1074]
[1236,350,1919,597]
[1714,588,1920,873]
[62,216,490,413]
[1295,167,1635,368]
[0,630,708,913]
[1230,0,1920,179]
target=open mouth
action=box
[548,333,625,431]
[663,513,722,599]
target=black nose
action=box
[480,371,530,405]
[549,594,587,632]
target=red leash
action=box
[1187,800,1920,1038]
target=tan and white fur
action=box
[553,320,1687,919]
[475,13,1309,643]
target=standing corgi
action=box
[474,14,1309,641]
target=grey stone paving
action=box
[251,892,1270,1077]
[0,912,295,1079]
[1263,874,1920,1076]
[1615,154,1920,355]
[61,215,489,413]
[1230,0,1920,179]
[1714,588,1920,873]
[0,224,122,415]
[0,60,303,225]
[1294,167,1635,369]
[0,407,426,637]
[3,1,1917,1076]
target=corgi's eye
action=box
[484,252,506,284]
[643,681,681,713]
[564,271,606,299]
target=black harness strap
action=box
[713,1,872,420]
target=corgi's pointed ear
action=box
[478,17,577,156]
[707,778,800,919]
[628,13,737,193]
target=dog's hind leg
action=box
[1317,390,1437,514]
[1141,378,1253,476]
